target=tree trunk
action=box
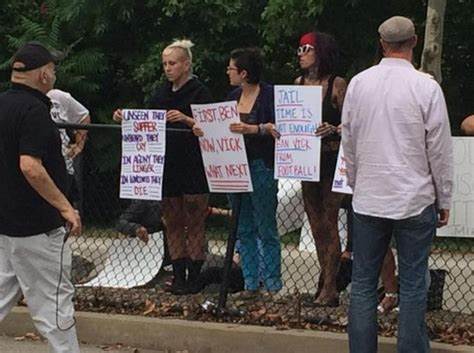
[421,0,447,83]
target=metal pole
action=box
[55,122,191,133]
[217,193,242,314]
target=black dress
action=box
[301,74,341,179]
[148,78,213,197]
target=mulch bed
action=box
[74,287,474,346]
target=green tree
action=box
[0,0,471,221]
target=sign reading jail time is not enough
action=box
[192,101,253,193]
[274,85,322,181]
[120,109,166,200]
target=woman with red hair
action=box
[296,31,348,307]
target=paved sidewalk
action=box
[2,309,472,353]
[0,334,164,353]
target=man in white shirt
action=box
[342,16,453,353]
[47,89,90,201]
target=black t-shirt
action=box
[148,77,213,196]
[0,83,67,236]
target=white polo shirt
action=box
[341,58,453,219]
[47,89,89,175]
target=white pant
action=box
[0,227,80,353]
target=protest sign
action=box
[437,137,474,238]
[274,85,322,181]
[192,101,253,193]
[332,145,353,194]
[120,109,166,200]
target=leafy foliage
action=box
[0,0,471,207]
[1,0,471,124]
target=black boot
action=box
[186,260,204,294]
[167,258,187,295]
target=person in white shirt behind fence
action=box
[341,16,453,353]
[47,88,90,203]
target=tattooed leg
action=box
[161,196,186,260]
[183,194,209,261]
[303,178,343,303]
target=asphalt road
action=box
[0,335,164,353]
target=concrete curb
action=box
[0,307,471,353]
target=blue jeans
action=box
[230,159,282,291]
[349,204,436,353]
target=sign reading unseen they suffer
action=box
[192,101,253,193]
[274,85,322,181]
[120,109,166,200]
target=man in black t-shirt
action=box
[0,42,81,353]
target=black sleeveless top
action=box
[300,74,341,178]
[300,74,341,128]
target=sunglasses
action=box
[297,44,314,56]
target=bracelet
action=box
[385,292,398,299]
[258,123,266,136]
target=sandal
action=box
[378,292,398,314]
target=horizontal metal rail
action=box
[55,122,191,133]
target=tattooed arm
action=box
[332,76,347,113]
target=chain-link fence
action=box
[63,123,473,344]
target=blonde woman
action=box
[113,40,212,294]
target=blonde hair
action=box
[163,39,194,63]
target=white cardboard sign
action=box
[192,101,253,193]
[274,85,322,181]
[437,137,474,238]
[120,109,166,200]
[332,145,353,194]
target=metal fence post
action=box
[217,193,242,314]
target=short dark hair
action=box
[304,32,340,79]
[382,36,416,52]
[230,47,263,84]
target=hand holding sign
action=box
[315,122,337,138]
[166,109,191,125]
[437,209,450,228]
[229,122,258,135]
[266,123,281,139]
[113,109,123,122]
[192,124,204,137]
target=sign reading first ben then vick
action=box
[192,101,253,193]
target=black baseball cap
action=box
[11,41,62,72]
